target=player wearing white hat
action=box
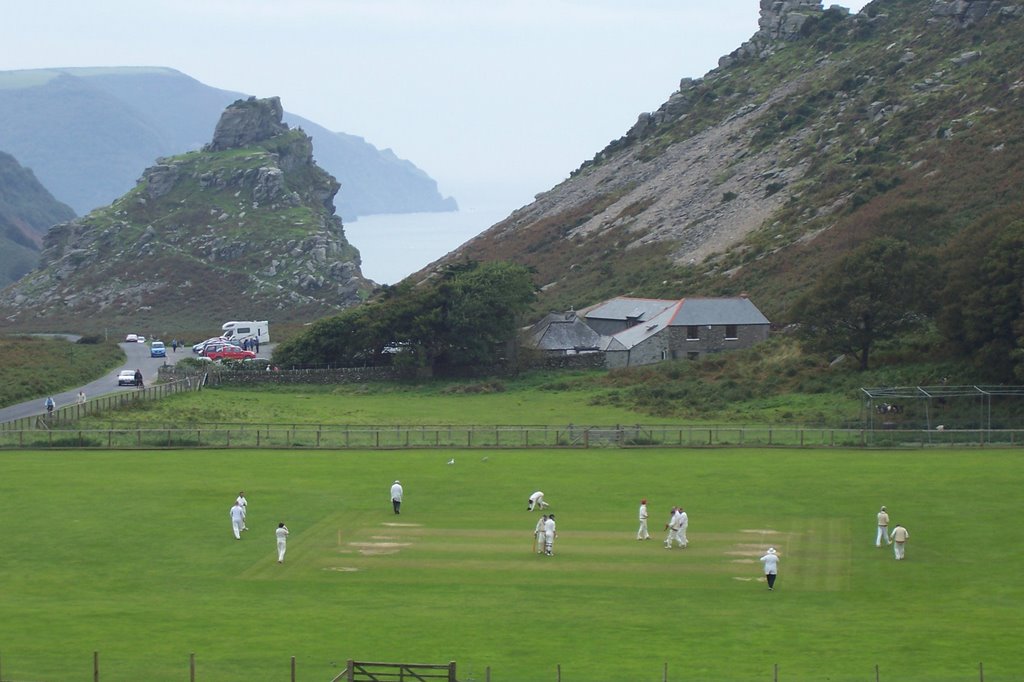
[760,547,780,590]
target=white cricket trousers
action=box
[876,526,890,546]
[278,539,287,562]
[637,520,649,539]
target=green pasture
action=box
[1,447,1021,681]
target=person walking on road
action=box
[391,480,403,514]
[890,523,909,560]
[134,368,144,389]
[876,505,891,548]
[637,499,650,540]
[276,522,289,563]
[760,547,780,590]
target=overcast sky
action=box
[2,1,870,215]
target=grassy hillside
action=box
[0,446,1019,681]
[422,0,1024,340]
[0,335,124,408]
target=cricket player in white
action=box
[543,514,557,556]
[535,515,547,553]
[236,491,248,531]
[527,491,549,511]
[276,523,289,563]
[230,501,245,540]
[637,499,650,540]
[677,509,689,548]
[876,505,891,547]
[890,523,909,560]
[664,507,685,548]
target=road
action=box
[0,341,197,424]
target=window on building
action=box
[725,325,738,340]
[687,325,699,340]
[687,351,700,360]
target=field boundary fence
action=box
[0,652,996,681]
[0,373,206,433]
[1,422,1022,450]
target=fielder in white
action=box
[543,514,557,556]
[890,523,909,560]
[527,491,549,511]
[230,501,245,540]
[236,491,248,531]
[276,522,289,563]
[637,499,650,540]
[875,505,891,547]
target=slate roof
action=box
[580,297,677,323]
[605,297,770,350]
[526,311,604,350]
[665,297,770,326]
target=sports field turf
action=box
[0,447,1020,681]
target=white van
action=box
[221,320,270,345]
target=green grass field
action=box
[1,447,1021,681]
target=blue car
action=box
[150,341,166,358]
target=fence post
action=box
[875,663,880,682]
[291,655,297,682]
[448,660,456,682]
[190,652,195,681]
[773,663,778,682]
[980,661,984,682]
[94,650,99,682]
[663,661,668,681]
[557,663,561,681]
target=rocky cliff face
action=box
[418,0,1024,319]
[0,97,373,332]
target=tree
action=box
[938,215,1024,381]
[793,238,928,370]
[272,261,536,370]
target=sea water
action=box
[343,201,516,285]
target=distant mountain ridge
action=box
[0,67,456,220]
[417,0,1024,326]
[0,97,373,333]
[0,151,76,286]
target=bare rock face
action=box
[205,96,288,152]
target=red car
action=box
[201,342,257,361]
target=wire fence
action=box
[0,652,997,681]
[2,422,1022,450]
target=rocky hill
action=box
[0,97,373,333]
[0,67,456,220]
[418,0,1024,323]
[0,151,76,287]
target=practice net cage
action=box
[861,385,1024,435]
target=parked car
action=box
[150,341,166,358]
[201,342,257,361]
[193,336,230,353]
[125,333,138,342]
[117,370,139,386]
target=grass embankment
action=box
[87,336,995,429]
[0,447,1020,681]
[0,335,124,408]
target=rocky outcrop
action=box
[205,96,288,152]
[0,97,373,331]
